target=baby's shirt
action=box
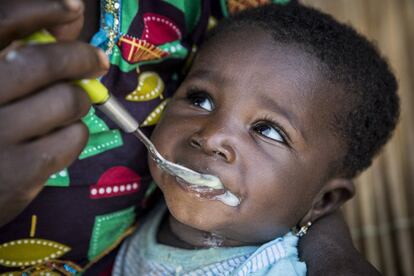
[113,203,306,276]
[0,1,296,274]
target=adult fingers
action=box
[11,122,88,185]
[0,42,109,105]
[0,0,84,49]
[0,83,90,144]
[0,122,88,226]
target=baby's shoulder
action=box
[234,232,306,276]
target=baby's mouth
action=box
[175,176,225,198]
[157,155,241,207]
[173,173,241,207]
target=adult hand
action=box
[0,0,109,227]
[299,211,381,276]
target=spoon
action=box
[24,30,224,190]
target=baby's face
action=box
[150,28,344,243]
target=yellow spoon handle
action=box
[23,30,139,133]
[23,32,229,193]
[75,79,109,104]
[24,30,109,105]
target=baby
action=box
[113,3,399,275]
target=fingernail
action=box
[64,0,82,12]
[97,49,110,70]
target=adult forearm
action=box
[299,210,381,276]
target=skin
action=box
[151,27,380,274]
[0,1,380,274]
[150,28,354,246]
[300,210,382,275]
[0,0,104,227]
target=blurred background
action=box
[301,0,414,275]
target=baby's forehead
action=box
[200,27,321,77]
[190,36,342,138]
[196,30,330,99]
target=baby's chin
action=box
[162,187,227,232]
[157,173,242,238]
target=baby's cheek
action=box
[150,122,171,154]
[247,187,299,230]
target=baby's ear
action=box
[300,178,355,225]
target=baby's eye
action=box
[187,92,214,111]
[253,122,285,143]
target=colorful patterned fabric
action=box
[0,0,292,275]
[113,203,306,276]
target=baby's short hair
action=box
[208,3,399,177]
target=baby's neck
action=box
[157,213,249,249]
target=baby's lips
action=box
[174,173,242,207]
[175,177,225,197]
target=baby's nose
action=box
[189,132,236,163]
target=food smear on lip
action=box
[158,160,241,207]
[178,172,224,189]
[214,191,240,207]
[175,177,241,207]
[165,162,224,189]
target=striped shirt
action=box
[113,204,306,276]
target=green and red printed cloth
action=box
[0,0,291,275]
